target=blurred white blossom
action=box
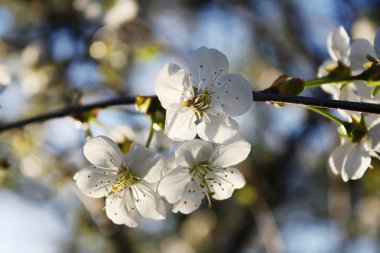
[329,117,380,181]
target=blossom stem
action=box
[145,121,154,148]
[304,105,348,126]
[304,74,364,88]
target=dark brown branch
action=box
[0,92,379,133]
[252,92,380,114]
[0,97,136,132]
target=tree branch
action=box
[251,92,380,114]
[0,97,136,132]
[0,92,379,133]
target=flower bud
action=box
[269,75,305,95]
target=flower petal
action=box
[124,144,166,183]
[342,142,371,181]
[197,113,239,144]
[350,39,376,73]
[211,74,253,117]
[74,167,115,198]
[327,26,350,65]
[209,167,246,200]
[375,27,380,59]
[189,47,229,90]
[353,80,374,101]
[368,123,380,152]
[328,142,353,177]
[131,181,166,220]
[158,166,191,203]
[175,139,213,167]
[154,63,189,109]
[83,136,122,170]
[105,190,139,227]
[164,107,197,141]
[172,181,203,214]
[210,139,251,168]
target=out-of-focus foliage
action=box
[1,0,380,252]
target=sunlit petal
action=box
[189,47,229,90]
[158,166,191,203]
[210,139,251,168]
[197,113,239,144]
[164,107,197,141]
[212,74,253,116]
[209,167,246,200]
[83,136,123,170]
[74,167,115,198]
[327,26,350,65]
[342,142,371,181]
[175,139,213,167]
[154,63,189,109]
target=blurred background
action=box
[0,0,380,252]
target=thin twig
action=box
[252,92,380,114]
[0,97,136,132]
[0,92,379,133]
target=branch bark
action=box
[0,92,379,133]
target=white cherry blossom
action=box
[74,136,166,227]
[158,139,250,214]
[154,47,253,144]
[319,26,361,107]
[328,117,380,181]
[349,27,380,102]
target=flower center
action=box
[112,169,141,193]
[190,161,215,208]
[182,87,212,121]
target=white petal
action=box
[211,74,253,116]
[327,26,350,64]
[353,80,373,101]
[105,190,139,227]
[189,47,229,90]
[164,107,197,141]
[154,63,189,109]
[210,140,251,168]
[338,83,360,102]
[172,181,203,214]
[342,142,371,181]
[328,142,353,177]
[83,136,122,170]
[175,139,213,167]
[158,166,191,203]
[74,167,115,198]
[375,27,380,59]
[197,113,239,144]
[321,84,340,99]
[350,39,376,72]
[209,167,246,200]
[131,181,166,220]
[369,123,380,152]
[365,114,380,129]
[124,144,166,183]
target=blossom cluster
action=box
[74,47,253,227]
[319,26,380,181]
